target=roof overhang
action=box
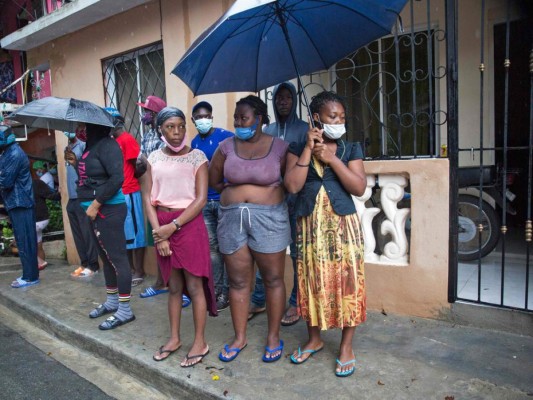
[1,0,152,51]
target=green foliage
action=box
[0,219,13,239]
[45,199,64,232]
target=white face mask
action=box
[322,123,346,140]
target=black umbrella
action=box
[8,97,114,132]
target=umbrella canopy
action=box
[172,0,408,96]
[8,96,114,132]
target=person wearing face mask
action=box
[209,95,290,363]
[32,160,55,190]
[143,107,216,367]
[0,124,39,288]
[284,91,367,378]
[190,101,233,312]
[250,81,309,326]
[64,130,100,279]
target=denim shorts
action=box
[217,202,291,255]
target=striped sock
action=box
[103,287,119,311]
[114,294,133,321]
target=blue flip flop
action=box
[10,277,40,289]
[335,358,356,377]
[290,346,323,364]
[218,343,247,362]
[139,287,169,298]
[182,294,191,308]
[262,340,284,363]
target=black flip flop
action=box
[180,348,210,368]
[153,345,180,362]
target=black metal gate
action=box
[260,0,532,312]
[448,0,532,311]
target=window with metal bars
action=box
[102,42,166,141]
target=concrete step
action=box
[1,260,532,399]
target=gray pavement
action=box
[0,258,532,400]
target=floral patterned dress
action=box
[296,160,366,330]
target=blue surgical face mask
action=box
[235,118,259,141]
[194,118,213,135]
[64,132,76,139]
[141,111,154,126]
[36,171,44,177]
[49,167,57,175]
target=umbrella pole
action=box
[275,4,315,127]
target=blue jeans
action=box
[203,200,227,296]
[251,201,297,308]
[9,207,38,282]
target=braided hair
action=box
[236,95,270,126]
[309,91,346,116]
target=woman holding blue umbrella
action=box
[284,91,367,377]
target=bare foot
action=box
[291,340,324,363]
[180,344,209,367]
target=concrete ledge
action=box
[449,302,533,337]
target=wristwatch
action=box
[172,219,181,231]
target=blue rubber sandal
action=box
[182,294,191,308]
[139,287,169,298]
[219,343,247,362]
[290,346,323,364]
[335,358,356,377]
[10,277,40,289]
[262,340,284,363]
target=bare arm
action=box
[284,127,322,193]
[152,162,208,244]
[208,148,226,193]
[313,143,367,197]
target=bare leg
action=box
[129,248,146,279]
[291,324,324,363]
[219,245,254,359]
[180,270,209,367]
[153,268,184,360]
[336,327,356,374]
[253,249,286,360]
[37,241,45,263]
[153,261,166,289]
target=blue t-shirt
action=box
[191,127,233,201]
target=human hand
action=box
[152,223,174,243]
[306,116,323,150]
[86,200,101,221]
[156,240,172,257]
[312,142,335,165]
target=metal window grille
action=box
[102,42,166,141]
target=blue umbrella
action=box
[8,96,114,132]
[172,0,407,112]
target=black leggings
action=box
[89,203,131,294]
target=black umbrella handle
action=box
[274,2,315,128]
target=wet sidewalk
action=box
[0,259,532,400]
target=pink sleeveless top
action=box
[219,136,288,187]
[148,148,207,209]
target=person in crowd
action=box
[143,107,216,367]
[105,107,147,288]
[209,95,290,363]
[249,81,308,325]
[32,177,61,270]
[32,160,55,190]
[65,129,100,279]
[284,91,367,377]
[136,95,172,299]
[190,101,234,312]
[0,125,39,288]
[67,122,135,330]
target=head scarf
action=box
[156,107,186,128]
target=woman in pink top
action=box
[209,95,290,363]
[142,107,217,367]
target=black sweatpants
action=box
[89,203,131,294]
